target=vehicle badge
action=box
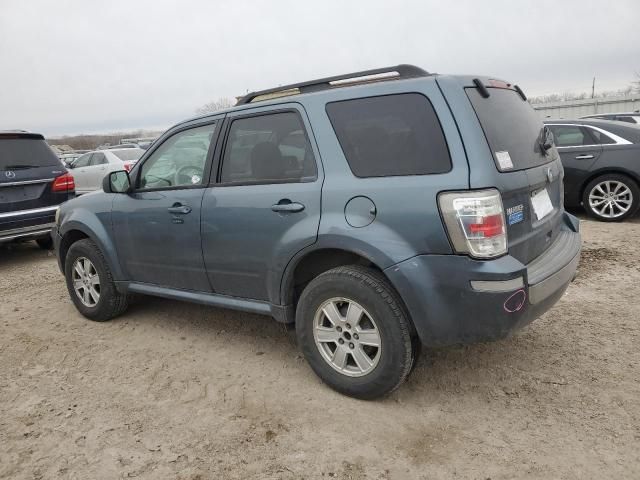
[5,170,16,179]
[546,168,554,184]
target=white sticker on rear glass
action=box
[495,151,514,170]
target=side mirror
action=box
[103,170,131,193]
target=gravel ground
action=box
[1,214,639,479]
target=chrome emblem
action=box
[5,171,16,179]
[546,168,554,184]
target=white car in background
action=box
[69,148,144,194]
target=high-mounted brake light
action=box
[438,189,507,258]
[52,172,75,192]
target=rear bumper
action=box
[0,222,55,243]
[384,212,581,347]
[0,205,59,243]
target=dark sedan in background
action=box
[545,119,640,221]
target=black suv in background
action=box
[0,131,75,248]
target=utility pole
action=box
[591,77,595,99]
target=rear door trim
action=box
[0,205,58,219]
[0,178,54,188]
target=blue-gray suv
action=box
[53,65,581,399]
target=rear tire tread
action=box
[296,265,414,399]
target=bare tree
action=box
[632,71,640,94]
[196,97,234,114]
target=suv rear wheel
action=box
[296,265,414,399]
[583,173,640,222]
[64,239,129,321]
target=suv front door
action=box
[111,120,220,291]
[201,105,322,302]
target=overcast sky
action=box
[1,0,639,137]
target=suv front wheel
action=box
[64,239,129,321]
[296,265,415,399]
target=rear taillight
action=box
[123,163,132,172]
[52,173,75,192]
[438,189,507,259]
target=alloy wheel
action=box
[313,297,382,377]
[588,180,633,219]
[72,257,101,307]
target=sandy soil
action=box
[1,214,639,479]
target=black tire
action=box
[582,173,640,222]
[296,265,415,400]
[64,238,129,321]
[36,236,53,250]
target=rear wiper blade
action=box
[2,164,41,169]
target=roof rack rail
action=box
[236,64,429,105]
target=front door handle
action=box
[271,200,305,213]
[168,203,192,214]
[575,154,595,160]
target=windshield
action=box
[0,138,62,169]
[466,87,552,172]
[111,148,144,161]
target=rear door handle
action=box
[271,200,305,213]
[575,154,595,160]
[168,203,192,214]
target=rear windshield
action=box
[0,138,62,170]
[111,149,143,161]
[466,87,551,172]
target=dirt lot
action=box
[1,214,639,479]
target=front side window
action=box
[138,123,216,190]
[220,111,317,184]
[326,93,451,177]
[73,153,92,168]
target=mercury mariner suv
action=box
[53,65,581,399]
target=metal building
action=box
[533,95,640,119]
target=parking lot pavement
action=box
[1,216,639,479]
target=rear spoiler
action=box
[471,78,527,101]
[0,132,45,140]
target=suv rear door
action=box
[454,79,565,264]
[200,104,322,302]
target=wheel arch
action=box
[59,216,124,280]
[279,243,404,322]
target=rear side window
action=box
[585,127,615,145]
[548,125,589,147]
[326,94,451,177]
[112,149,143,161]
[617,116,635,124]
[90,152,107,165]
[0,137,61,169]
[220,111,317,185]
[466,88,551,171]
